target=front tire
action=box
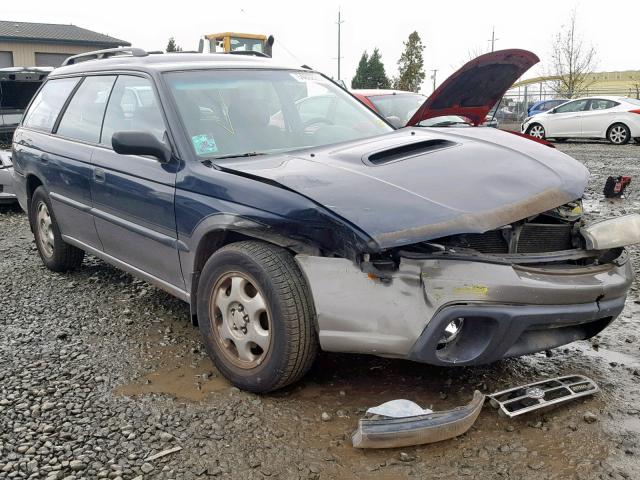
[527,123,545,139]
[607,123,630,145]
[29,186,84,271]
[197,241,318,393]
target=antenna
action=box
[488,26,499,52]
[336,8,345,81]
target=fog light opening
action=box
[437,317,465,349]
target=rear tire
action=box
[607,123,630,144]
[197,241,318,393]
[29,186,84,272]
[526,123,545,139]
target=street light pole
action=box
[431,69,438,92]
[336,9,345,81]
[489,26,499,52]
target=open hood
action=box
[406,49,539,127]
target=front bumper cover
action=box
[407,296,624,366]
[296,250,632,364]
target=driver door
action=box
[90,74,184,289]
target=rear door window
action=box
[588,99,618,110]
[56,75,116,143]
[554,100,588,113]
[22,77,80,133]
[100,75,166,147]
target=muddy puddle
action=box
[114,356,230,401]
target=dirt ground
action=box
[1,140,639,480]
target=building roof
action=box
[0,20,130,47]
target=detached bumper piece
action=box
[352,390,484,449]
[488,375,599,418]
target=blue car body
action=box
[527,99,568,117]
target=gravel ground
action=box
[1,140,640,480]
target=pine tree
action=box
[367,48,390,89]
[166,37,182,53]
[395,31,425,92]
[351,52,369,89]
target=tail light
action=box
[630,109,640,115]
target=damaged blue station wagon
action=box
[11,48,640,392]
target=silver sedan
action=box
[0,150,17,204]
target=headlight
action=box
[580,214,640,250]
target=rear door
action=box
[580,99,619,136]
[544,99,588,137]
[14,76,107,248]
[90,74,184,289]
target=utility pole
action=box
[336,9,345,81]
[431,69,438,92]
[488,26,499,52]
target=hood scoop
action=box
[365,139,457,166]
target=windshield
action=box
[165,69,392,159]
[368,93,425,124]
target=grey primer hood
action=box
[220,127,589,250]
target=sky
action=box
[4,0,640,94]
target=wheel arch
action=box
[25,174,44,231]
[187,222,321,324]
[606,122,631,143]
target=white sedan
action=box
[521,96,640,144]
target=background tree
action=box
[366,48,391,89]
[394,31,425,92]
[351,52,369,89]
[546,9,597,98]
[166,37,182,53]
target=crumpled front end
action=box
[295,207,635,365]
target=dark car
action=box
[0,67,52,137]
[11,48,638,393]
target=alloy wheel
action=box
[209,272,271,369]
[528,124,545,139]
[609,125,628,144]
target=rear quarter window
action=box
[22,77,79,133]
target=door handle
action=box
[93,168,106,183]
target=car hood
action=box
[406,49,539,127]
[217,128,588,250]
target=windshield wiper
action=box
[211,152,266,160]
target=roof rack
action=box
[61,47,148,66]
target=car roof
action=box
[49,52,303,77]
[569,95,628,102]
[351,88,424,97]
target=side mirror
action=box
[112,131,171,163]
[549,108,557,114]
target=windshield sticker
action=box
[192,134,218,156]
